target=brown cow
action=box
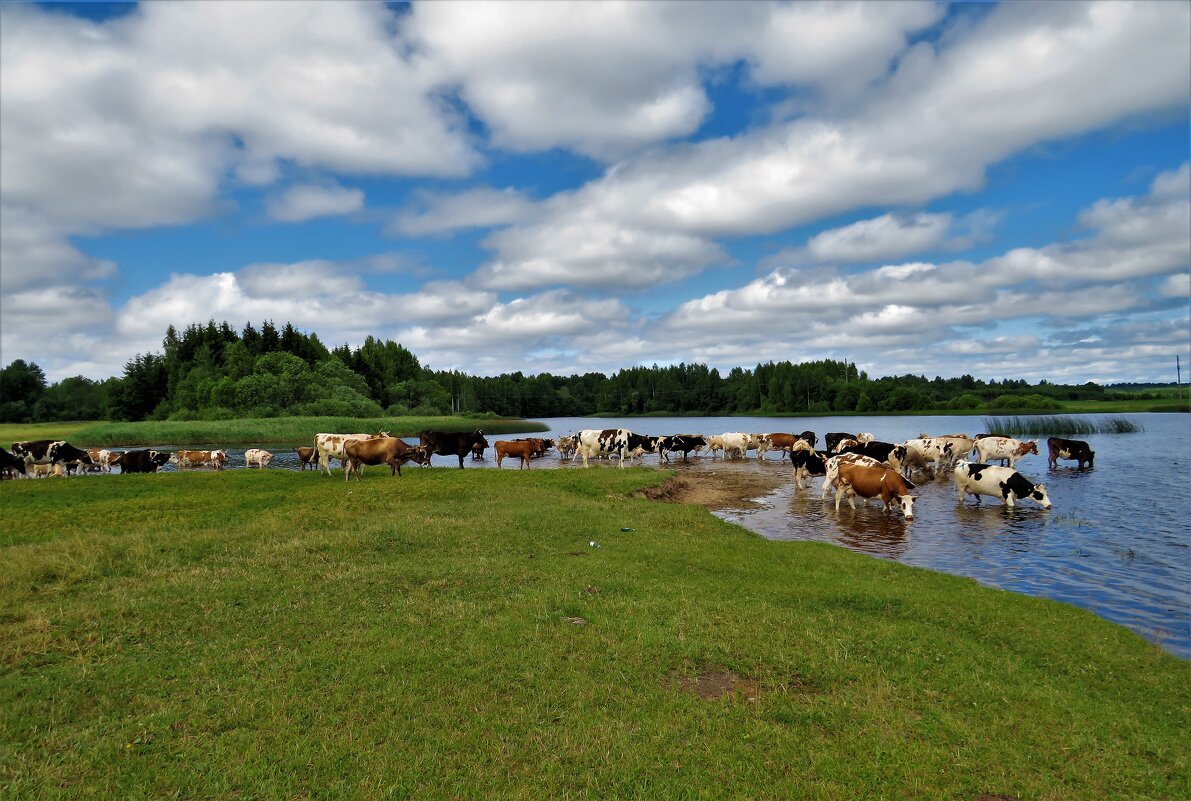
[294,446,319,470]
[495,440,536,469]
[343,437,430,481]
[513,437,554,457]
[835,462,917,520]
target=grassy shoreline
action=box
[2,469,1186,798]
[0,416,547,448]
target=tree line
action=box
[0,319,1126,423]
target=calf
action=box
[294,446,319,470]
[1047,437,1094,469]
[835,463,917,520]
[705,435,726,459]
[419,430,488,469]
[344,437,429,480]
[244,449,273,469]
[954,460,1052,509]
[471,442,486,460]
[972,436,1038,468]
[495,440,536,469]
[557,434,579,460]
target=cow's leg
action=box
[458,453,465,469]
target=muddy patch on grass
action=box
[636,461,787,511]
[670,667,759,701]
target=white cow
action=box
[954,460,1051,509]
[900,438,953,477]
[718,433,749,460]
[244,449,273,469]
[972,437,1039,468]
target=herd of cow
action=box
[2,426,1095,522]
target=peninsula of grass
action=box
[2,470,1186,799]
[55,415,548,447]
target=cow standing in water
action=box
[419,430,488,468]
[1047,437,1094,469]
[834,462,917,520]
[954,461,1052,509]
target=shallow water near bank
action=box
[53,412,1189,657]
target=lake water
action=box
[73,413,1190,658]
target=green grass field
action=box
[0,416,547,449]
[2,470,1186,799]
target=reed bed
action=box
[68,415,547,447]
[983,415,1143,437]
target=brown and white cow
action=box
[344,437,429,480]
[835,463,917,520]
[972,437,1038,468]
[1047,437,1095,469]
[315,432,389,477]
[170,449,228,470]
[821,453,886,500]
[244,449,273,469]
[757,432,814,460]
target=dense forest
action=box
[0,320,1169,423]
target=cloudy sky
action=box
[1,1,1188,384]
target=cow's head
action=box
[1027,483,1052,509]
[898,494,918,521]
[1016,440,1039,456]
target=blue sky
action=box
[1,1,1188,383]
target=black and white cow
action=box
[12,440,94,470]
[657,434,707,462]
[837,441,907,473]
[112,449,171,473]
[576,429,661,468]
[1047,437,1094,469]
[824,432,857,454]
[954,461,1052,509]
[0,446,28,478]
[789,449,829,494]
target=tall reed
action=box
[983,415,1142,437]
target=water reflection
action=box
[830,511,910,559]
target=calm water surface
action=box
[90,413,1189,657]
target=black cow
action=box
[419,430,488,468]
[0,447,28,478]
[838,441,907,471]
[824,432,857,454]
[112,449,171,473]
[657,434,707,462]
[1047,437,1095,469]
